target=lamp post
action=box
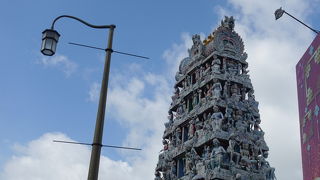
[41,15,115,180]
[274,7,319,34]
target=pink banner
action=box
[296,34,320,180]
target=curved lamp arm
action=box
[51,15,115,29]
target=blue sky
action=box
[0,0,320,179]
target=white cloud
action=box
[162,32,193,77]
[87,82,100,102]
[0,133,133,180]
[38,54,78,77]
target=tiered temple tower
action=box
[154,17,276,180]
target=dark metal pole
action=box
[283,11,319,34]
[274,8,319,34]
[87,25,115,180]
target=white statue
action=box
[212,79,222,100]
[211,55,221,74]
[211,106,224,131]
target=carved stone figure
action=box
[223,80,230,99]
[176,127,182,145]
[248,89,259,113]
[205,84,212,102]
[163,139,169,151]
[212,79,222,100]
[227,133,240,165]
[211,106,224,131]
[240,141,251,171]
[188,119,196,140]
[210,139,226,170]
[258,152,276,180]
[171,161,177,179]
[211,55,221,74]
[230,84,241,103]
[225,104,234,129]
[185,152,194,175]
[154,171,162,180]
[191,34,204,59]
[192,92,198,108]
[227,62,238,76]
[221,16,235,30]
[197,89,203,106]
[168,110,174,124]
[203,62,211,77]
[234,110,248,133]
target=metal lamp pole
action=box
[41,15,115,180]
[274,7,319,34]
[88,24,115,180]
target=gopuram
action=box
[154,17,276,180]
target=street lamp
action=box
[41,15,115,180]
[41,29,60,56]
[274,7,319,34]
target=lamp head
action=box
[41,29,60,56]
[274,7,285,20]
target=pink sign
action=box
[296,34,320,180]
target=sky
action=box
[0,0,320,179]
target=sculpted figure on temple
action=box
[191,34,204,59]
[175,70,184,82]
[163,139,169,151]
[230,84,241,103]
[227,133,240,165]
[203,117,212,138]
[197,89,203,106]
[168,110,174,124]
[176,105,183,117]
[250,144,261,172]
[242,63,249,74]
[192,92,198,108]
[235,110,248,133]
[223,80,230,99]
[241,87,246,101]
[227,62,238,76]
[203,145,211,160]
[205,84,212,102]
[222,57,228,73]
[212,79,222,100]
[182,79,187,90]
[240,141,251,171]
[225,103,234,129]
[211,105,224,131]
[248,89,259,113]
[188,119,196,140]
[200,66,205,80]
[191,147,201,164]
[210,138,226,170]
[171,133,176,147]
[186,75,192,89]
[211,55,221,74]
[238,63,242,75]
[154,171,162,180]
[170,161,177,179]
[195,67,200,81]
[185,152,194,175]
[221,16,235,30]
[233,173,243,180]
[258,152,276,180]
[203,62,211,77]
[176,127,182,145]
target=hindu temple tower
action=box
[154,17,276,180]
